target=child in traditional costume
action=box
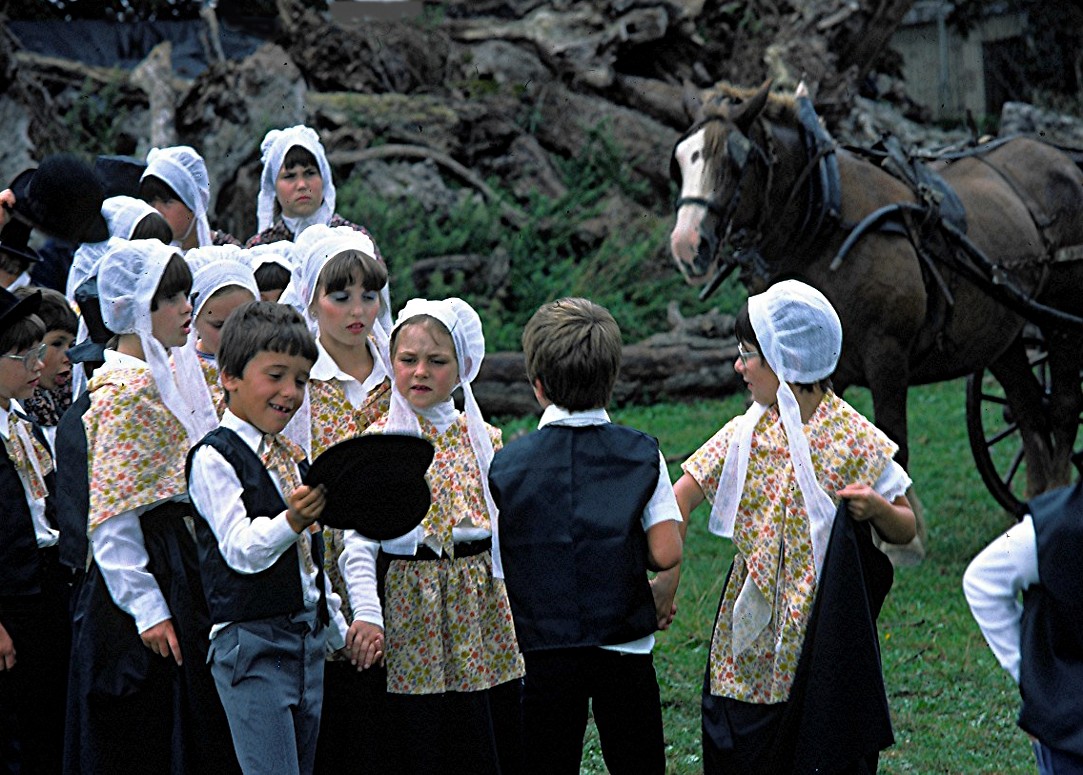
[653,279,916,774]
[187,300,350,775]
[140,145,242,252]
[64,238,237,775]
[344,297,524,774]
[283,224,394,773]
[489,297,683,775]
[15,286,77,449]
[0,288,70,774]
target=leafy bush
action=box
[334,124,741,351]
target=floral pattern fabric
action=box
[84,366,191,531]
[199,358,226,418]
[368,413,524,695]
[22,384,72,428]
[683,392,897,703]
[4,415,53,500]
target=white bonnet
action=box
[67,198,164,300]
[748,279,842,384]
[97,238,179,336]
[141,146,212,247]
[189,254,259,321]
[392,297,485,386]
[257,125,335,233]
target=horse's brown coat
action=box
[670,81,1083,497]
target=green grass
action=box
[498,379,1033,773]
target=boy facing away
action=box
[488,297,683,775]
[186,301,349,775]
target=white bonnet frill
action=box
[281,224,391,457]
[96,238,218,445]
[384,297,504,575]
[188,251,259,323]
[257,125,335,235]
[67,196,162,301]
[246,241,297,274]
[710,279,842,656]
[141,146,212,248]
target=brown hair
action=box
[217,300,317,381]
[310,250,388,310]
[522,297,622,411]
[15,286,76,335]
[150,253,193,311]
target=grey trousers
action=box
[209,614,327,775]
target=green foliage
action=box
[497,380,1034,773]
[335,123,717,352]
[58,78,129,159]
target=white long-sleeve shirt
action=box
[962,514,1040,683]
[188,410,348,648]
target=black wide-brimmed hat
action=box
[8,154,109,244]
[0,218,41,265]
[305,434,435,539]
[0,286,41,336]
[95,155,147,199]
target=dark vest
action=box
[0,414,58,596]
[1019,482,1083,755]
[186,427,326,625]
[55,390,91,571]
[489,423,660,652]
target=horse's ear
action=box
[729,79,773,133]
[682,79,703,121]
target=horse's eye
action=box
[691,150,701,164]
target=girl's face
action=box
[151,290,193,349]
[39,329,74,390]
[393,321,458,411]
[314,279,380,353]
[276,162,324,220]
[735,340,780,407]
[195,287,255,356]
[151,197,195,242]
[0,340,43,407]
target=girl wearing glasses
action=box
[652,280,916,774]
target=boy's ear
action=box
[531,377,550,408]
[220,370,241,394]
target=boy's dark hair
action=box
[522,297,622,411]
[0,314,46,357]
[151,253,193,311]
[310,249,387,306]
[130,211,175,244]
[15,286,76,335]
[734,303,832,394]
[217,300,317,381]
[139,175,181,205]
[253,261,292,294]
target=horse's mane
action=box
[701,81,797,123]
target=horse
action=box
[668,80,1083,513]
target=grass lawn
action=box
[498,378,1034,773]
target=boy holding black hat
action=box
[0,286,71,774]
[186,300,349,775]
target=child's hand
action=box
[836,483,887,521]
[650,569,681,631]
[141,619,183,666]
[287,484,326,534]
[0,620,15,670]
[345,621,385,670]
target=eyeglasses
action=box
[1,343,47,371]
[737,343,760,367]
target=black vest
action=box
[489,423,660,652]
[55,390,91,571]
[186,427,326,625]
[1019,482,1083,755]
[0,414,58,596]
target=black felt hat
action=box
[0,218,41,265]
[0,287,41,336]
[94,155,148,199]
[8,154,109,244]
[305,434,435,539]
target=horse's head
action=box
[669,80,774,292]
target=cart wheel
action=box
[965,335,1050,514]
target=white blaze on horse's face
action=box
[670,126,711,269]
